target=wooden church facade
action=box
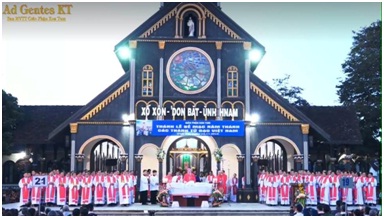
[3,3,364,202]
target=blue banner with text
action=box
[136,120,244,137]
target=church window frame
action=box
[227,66,238,97]
[142,65,154,97]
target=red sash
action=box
[82,177,91,204]
[280,177,289,201]
[306,176,315,200]
[70,177,78,204]
[319,176,327,202]
[95,176,104,201]
[121,175,127,199]
[82,187,90,204]
[72,186,78,204]
[21,178,30,203]
[268,177,276,201]
[46,176,55,202]
[59,177,67,202]
[366,178,375,201]
[329,177,338,201]
[31,187,41,202]
[107,176,116,202]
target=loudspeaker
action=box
[258,159,268,166]
[106,159,118,166]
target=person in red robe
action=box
[68,172,80,206]
[55,172,68,206]
[18,173,32,206]
[365,173,377,205]
[80,172,93,205]
[279,172,291,206]
[258,170,267,204]
[319,171,330,205]
[266,172,278,206]
[93,171,105,205]
[30,171,42,205]
[119,171,130,206]
[221,170,228,196]
[305,171,317,206]
[183,168,196,183]
[105,172,117,205]
[45,171,56,205]
[216,170,227,196]
[328,172,339,206]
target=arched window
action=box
[3,161,19,184]
[142,65,154,97]
[227,66,238,97]
[90,140,121,172]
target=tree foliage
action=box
[336,20,382,146]
[270,74,310,106]
[2,90,23,155]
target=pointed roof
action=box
[48,74,129,140]
[114,2,265,51]
[250,73,331,141]
[14,105,82,145]
[297,106,363,145]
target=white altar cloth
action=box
[169,182,213,196]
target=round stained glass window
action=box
[166,47,215,94]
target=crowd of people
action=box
[16,168,235,207]
[10,167,381,216]
[289,202,380,216]
[2,204,97,216]
[257,169,379,207]
[18,170,137,207]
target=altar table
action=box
[169,182,213,206]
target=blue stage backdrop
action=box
[136,120,244,137]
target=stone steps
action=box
[94,210,290,216]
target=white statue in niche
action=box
[187,17,195,37]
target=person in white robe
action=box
[105,172,118,205]
[18,173,32,206]
[365,173,377,205]
[355,172,366,205]
[319,171,330,205]
[118,171,130,205]
[68,172,80,206]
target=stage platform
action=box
[2,202,380,216]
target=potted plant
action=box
[295,183,307,208]
[156,188,170,207]
[210,189,224,207]
[214,149,223,162]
